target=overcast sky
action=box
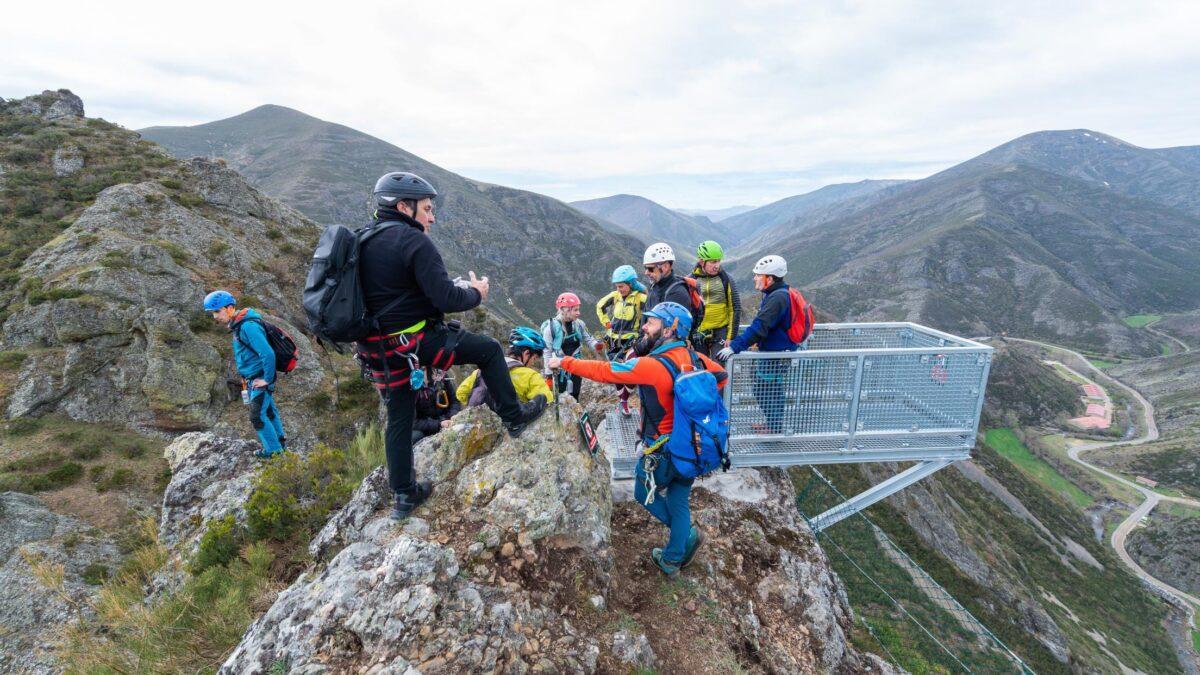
[4,1,1199,209]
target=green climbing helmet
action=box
[697,240,724,262]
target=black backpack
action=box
[235,316,299,373]
[303,223,400,346]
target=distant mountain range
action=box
[140,105,643,323]
[727,130,1200,357]
[569,193,725,264]
[720,179,910,247]
[674,205,756,222]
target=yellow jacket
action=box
[595,289,647,341]
[457,358,555,405]
[691,267,741,342]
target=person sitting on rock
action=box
[411,368,462,445]
[357,171,546,522]
[458,327,554,410]
[204,290,286,459]
[547,302,726,576]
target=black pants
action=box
[556,371,582,400]
[383,326,521,495]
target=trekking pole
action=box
[544,365,561,425]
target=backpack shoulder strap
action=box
[234,316,264,349]
[651,354,681,382]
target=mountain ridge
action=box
[140,105,644,323]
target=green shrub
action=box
[97,467,135,493]
[3,462,85,492]
[159,179,182,190]
[191,514,247,574]
[27,286,84,306]
[3,450,64,472]
[264,227,282,240]
[246,444,355,542]
[152,239,189,265]
[170,192,204,208]
[100,250,133,269]
[5,416,44,436]
[207,240,230,257]
[68,444,102,460]
[4,147,41,164]
[81,562,109,586]
[0,350,27,370]
[89,465,107,483]
[120,441,149,459]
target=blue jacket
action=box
[729,281,798,354]
[231,308,276,385]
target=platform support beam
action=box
[808,459,955,533]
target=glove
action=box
[716,347,735,362]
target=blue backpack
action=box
[652,352,731,479]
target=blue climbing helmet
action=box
[644,301,693,336]
[509,326,546,353]
[203,290,236,312]
[611,264,638,285]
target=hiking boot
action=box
[681,526,704,568]
[391,481,434,521]
[618,398,633,417]
[651,548,681,577]
[505,395,548,438]
[253,448,283,459]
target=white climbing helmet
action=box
[643,242,675,265]
[752,255,788,277]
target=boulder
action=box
[158,433,261,554]
[0,492,121,675]
[221,402,613,674]
[52,144,83,176]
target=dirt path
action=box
[998,338,1200,638]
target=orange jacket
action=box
[562,341,726,443]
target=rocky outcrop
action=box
[0,492,121,674]
[158,432,261,554]
[221,404,613,673]
[222,402,888,674]
[6,89,85,121]
[1,156,324,439]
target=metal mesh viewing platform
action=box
[601,322,993,531]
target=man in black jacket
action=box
[358,171,546,521]
[639,242,703,355]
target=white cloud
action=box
[3,0,1198,208]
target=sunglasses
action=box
[644,265,658,272]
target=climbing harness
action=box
[638,435,670,506]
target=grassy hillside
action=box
[797,350,1184,673]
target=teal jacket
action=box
[230,308,276,386]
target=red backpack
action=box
[668,277,706,331]
[785,288,815,345]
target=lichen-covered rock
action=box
[611,630,655,669]
[52,144,83,176]
[222,403,613,674]
[9,89,84,121]
[158,433,260,554]
[0,492,121,675]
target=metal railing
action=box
[604,322,993,480]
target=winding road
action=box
[997,338,1200,631]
